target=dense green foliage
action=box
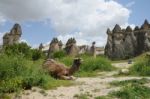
[110,78,149,86]
[0,43,72,98]
[129,54,150,76]
[95,96,112,99]
[2,42,45,60]
[0,55,71,93]
[51,50,66,59]
[59,54,114,76]
[111,84,150,99]
[0,43,114,98]
[31,49,45,61]
[96,79,150,99]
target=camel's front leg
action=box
[70,76,77,80]
[60,75,73,80]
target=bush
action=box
[0,77,23,93]
[0,55,44,92]
[129,55,150,76]
[0,55,27,80]
[111,84,150,99]
[80,56,113,72]
[3,42,32,58]
[52,50,66,59]
[59,56,73,66]
[58,55,114,76]
[2,43,45,61]
[31,49,45,61]
[0,54,72,95]
[110,78,149,86]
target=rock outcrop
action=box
[105,19,150,60]
[65,38,79,56]
[39,43,44,51]
[3,23,22,46]
[47,38,61,58]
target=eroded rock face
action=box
[3,23,22,46]
[124,26,136,58]
[65,38,79,56]
[105,28,113,58]
[47,38,60,58]
[105,19,150,60]
[49,38,60,52]
[39,43,44,51]
[144,31,150,51]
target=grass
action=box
[129,53,150,76]
[94,96,112,99]
[0,93,11,99]
[74,92,92,99]
[111,59,128,63]
[111,79,150,99]
[58,54,115,77]
[110,78,150,86]
[74,93,89,99]
[0,54,73,98]
[96,78,150,99]
[111,84,150,99]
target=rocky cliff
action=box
[3,23,22,46]
[65,38,79,56]
[105,19,150,60]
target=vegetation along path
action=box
[16,62,150,99]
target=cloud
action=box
[57,32,107,47]
[126,1,135,8]
[20,39,28,44]
[0,0,131,46]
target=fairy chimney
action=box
[105,19,150,60]
[3,23,22,46]
[65,38,79,56]
[39,43,44,51]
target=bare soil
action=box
[13,62,150,99]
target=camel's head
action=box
[73,58,83,67]
[69,58,83,75]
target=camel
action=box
[42,58,83,80]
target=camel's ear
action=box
[74,58,79,60]
[74,58,83,62]
[75,58,83,62]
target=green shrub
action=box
[0,55,27,80]
[58,56,73,66]
[31,49,45,61]
[52,50,66,59]
[0,77,23,93]
[80,56,113,72]
[58,55,114,76]
[110,78,149,86]
[95,96,112,99]
[3,42,32,58]
[0,54,72,94]
[129,55,150,76]
[0,55,43,92]
[111,84,150,99]
[2,43,45,61]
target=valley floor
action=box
[14,62,150,99]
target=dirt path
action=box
[15,62,149,99]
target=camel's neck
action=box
[68,63,79,75]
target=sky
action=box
[0,0,150,47]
